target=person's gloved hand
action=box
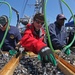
[64,48,71,55]
[38,47,57,66]
[62,45,71,55]
[9,50,17,56]
[15,42,21,50]
[15,46,25,58]
[18,46,25,53]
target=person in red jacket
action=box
[16,13,57,66]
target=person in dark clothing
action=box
[49,14,67,50]
[49,14,71,55]
[68,27,75,46]
[65,21,75,47]
[68,27,75,53]
[0,15,22,51]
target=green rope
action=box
[44,0,55,52]
[0,1,12,49]
[44,0,75,53]
[61,0,75,52]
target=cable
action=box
[44,0,55,52]
[59,0,63,14]
[0,1,12,49]
[0,0,6,6]
[61,0,75,52]
[11,7,20,27]
[44,0,75,53]
[21,0,28,17]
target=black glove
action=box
[38,47,57,66]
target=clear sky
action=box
[0,0,75,27]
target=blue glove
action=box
[38,47,57,66]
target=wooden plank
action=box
[54,54,75,74]
[25,52,75,75]
[57,59,75,75]
[0,52,36,75]
[0,51,75,75]
[0,54,22,75]
[23,52,75,74]
[26,52,37,57]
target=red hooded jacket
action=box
[20,23,47,54]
